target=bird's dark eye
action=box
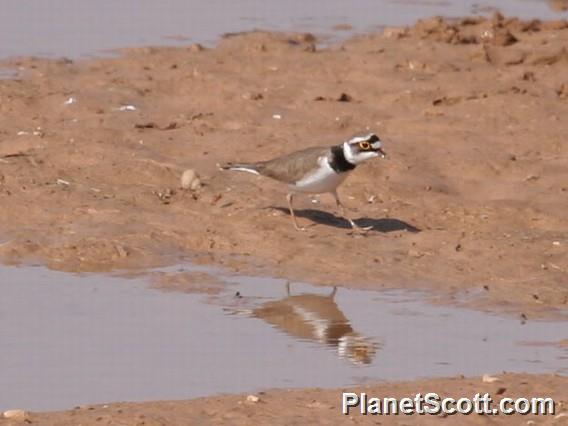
[359,141,371,150]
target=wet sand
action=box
[1,14,568,423]
[4,374,567,425]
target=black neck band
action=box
[330,145,356,173]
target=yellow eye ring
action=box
[359,141,371,150]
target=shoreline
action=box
[3,373,567,424]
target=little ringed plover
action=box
[220,133,386,231]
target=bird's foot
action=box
[348,221,373,234]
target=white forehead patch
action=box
[347,133,377,144]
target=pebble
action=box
[118,105,137,112]
[181,169,201,191]
[188,43,205,52]
[3,409,29,420]
[482,374,500,383]
[242,92,263,100]
[246,395,260,403]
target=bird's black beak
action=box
[377,147,386,158]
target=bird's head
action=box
[343,133,386,165]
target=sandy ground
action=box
[1,14,567,316]
[1,14,568,423]
[2,374,566,425]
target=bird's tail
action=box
[218,162,261,175]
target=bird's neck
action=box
[330,145,357,173]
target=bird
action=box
[220,133,386,231]
[253,282,378,364]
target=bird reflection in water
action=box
[253,282,379,365]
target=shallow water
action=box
[0,0,566,60]
[0,264,566,412]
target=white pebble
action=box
[482,374,499,383]
[181,169,201,191]
[246,395,260,403]
[3,409,29,420]
[118,105,137,111]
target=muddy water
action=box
[0,0,566,59]
[0,264,566,412]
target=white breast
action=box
[291,156,349,194]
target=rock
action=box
[246,395,260,403]
[189,43,205,52]
[181,169,201,191]
[242,92,263,101]
[3,409,29,421]
[383,26,408,39]
[480,26,518,46]
[482,374,500,383]
[296,33,316,43]
[154,188,175,204]
[557,83,568,99]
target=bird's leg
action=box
[286,193,306,231]
[329,286,337,299]
[332,190,372,232]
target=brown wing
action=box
[255,146,330,184]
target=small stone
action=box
[242,92,263,101]
[118,105,137,112]
[181,169,201,191]
[3,409,29,420]
[154,188,175,204]
[521,72,535,82]
[383,26,408,39]
[246,395,260,403]
[56,178,71,186]
[189,43,205,52]
[297,33,316,43]
[482,374,500,383]
[114,244,128,259]
[496,387,507,395]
